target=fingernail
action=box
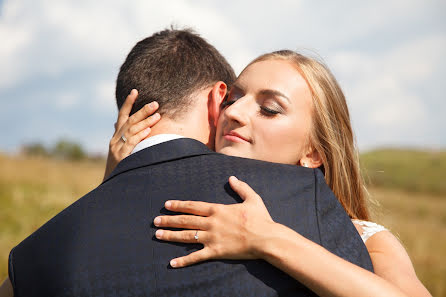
[155,229,163,238]
[165,201,171,208]
[170,259,177,267]
[154,217,161,226]
[230,176,238,181]
[149,102,155,108]
[154,113,160,119]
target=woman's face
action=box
[215,59,314,165]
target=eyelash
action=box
[221,94,281,117]
[259,106,280,117]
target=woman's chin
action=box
[216,146,252,159]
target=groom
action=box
[4,29,372,296]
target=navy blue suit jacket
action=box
[9,138,373,296]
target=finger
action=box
[164,200,217,217]
[111,116,137,147]
[153,215,208,230]
[228,176,262,203]
[127,101,159,126]
[112,121,131,147]
[127,112,161,137]
[113,101,159,146]
[113,102,160,146]
[110,91,139,146]
[117,89,138,129]
[118,127,152,157]
[108,132,125,151]
[170,248,211,268]
[155,229,206,244]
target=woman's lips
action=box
[223,131,250,143]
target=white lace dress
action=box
[351,220,387,243]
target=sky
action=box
[0,0,445,154]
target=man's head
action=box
[116,29,236,144]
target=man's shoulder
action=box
[202,152,317,179]
[10,185,103,250]
[108,137,317,183]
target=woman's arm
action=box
[154,176,431,297]
[259,222,430,297]
[103,89,161,180]
[363,231,431,297]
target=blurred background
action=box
[0,0,445,295]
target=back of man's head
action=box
[116,28,236,118]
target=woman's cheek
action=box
[259,121,306,164]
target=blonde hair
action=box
[247,50,370,220]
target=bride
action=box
[105,50,431,297]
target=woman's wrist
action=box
[252,222,304,260]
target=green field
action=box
[361,149,446,195]
[0,150,445,296]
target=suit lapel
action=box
[103,138,217,183]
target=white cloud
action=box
[382,34,446,83]
[329,32,446,148]
[55,93,80,110]
[94,80,117,112]
[0,0,445,152]
[0,1,33,88]
[0,0,254,89]
[364,77,428,126]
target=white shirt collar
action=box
[130,134,184,155]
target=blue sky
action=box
[0,0,445,154]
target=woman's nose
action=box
[224,97,251,126]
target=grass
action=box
[370,188,446,296]
[0,154,105,282]
[0,152,445,296]
[362,149,446,195]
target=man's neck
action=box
[148,119,199,140]
[148,114,215,148]
[130,118,212,154]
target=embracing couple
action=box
[1,28,430,297]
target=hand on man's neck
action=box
[146,87,219,150]
[148,112,214,150]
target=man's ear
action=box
[299,148,323,168]
[208,81,227,127]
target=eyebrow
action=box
[230,83,291,104]
[258,89,291,103]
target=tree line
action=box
[21,139,102,161]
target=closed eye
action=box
[259,106,281,116]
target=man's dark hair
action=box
[116,28,236,118]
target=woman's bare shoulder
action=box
[352,219,387,243]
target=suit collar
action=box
[131,134,184,155]
[103,138,217,183]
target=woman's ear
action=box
[208,81,227,127]
[299,148,323,168]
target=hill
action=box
[361,149,446,195]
